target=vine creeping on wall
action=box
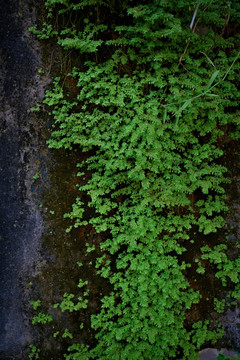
[31,1,240,358]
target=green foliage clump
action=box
[32,312,53,325]
[28,344,40,360]
[54,291,89,312]
[34,0,240,358]
[30,299,41,310]
[29,22,58,39]
[62,328,73,339]
[201,244,240,286]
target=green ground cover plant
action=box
[31,0,240,358]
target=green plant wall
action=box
[31,0,240,358]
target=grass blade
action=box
[205,70,219,91]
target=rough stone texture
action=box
[199,348,238,360]
[0,0,47,357]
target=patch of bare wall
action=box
[0,0,48,357]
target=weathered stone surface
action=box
[200,348,238,360]
[0,0,45,357]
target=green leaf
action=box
[205,70,220,91]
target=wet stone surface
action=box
[0,0,45,357]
